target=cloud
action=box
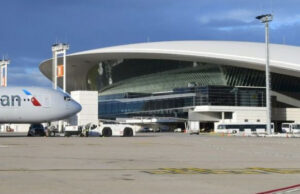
[7,56,50,87]
[197,9,256,25]
[272,14,300,29]
[217,25,259,32]
[196,7,300,32]
[18,57,44,64]
[8,67,51,87]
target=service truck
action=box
[64,125,84,137]
[64,122,139,137]
[98,122,138,137]
[187,121,200,135]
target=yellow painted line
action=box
[145,167,300,175]
[3,167,300,175]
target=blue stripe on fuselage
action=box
[22,89,32,96]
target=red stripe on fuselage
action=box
[31,97,41,106]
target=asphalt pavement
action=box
[0,133,299,194]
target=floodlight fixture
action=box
[256,14,273,23]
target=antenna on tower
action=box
[64,33,69,45]
[259,2,263,14]
[270,0,274,14]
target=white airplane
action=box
[0,87,81,123]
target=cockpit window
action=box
[64,96,71,101]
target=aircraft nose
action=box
[69,100,82,115]
[73,101,82,114]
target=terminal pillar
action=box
[51,43,70,133]
[51,43,69,91]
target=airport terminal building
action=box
[39,41,300,131]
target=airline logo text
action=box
[23,89,41,106]
[0,89,42,107]
[0,95,21,106]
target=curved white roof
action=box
[39,41,300,91]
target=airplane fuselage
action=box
[0,87,81,123]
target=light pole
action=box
[256,14,273,134]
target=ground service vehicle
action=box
[64,123,137,137]
[174,128,182,133]
[188,121,200,134]
[290,124,300,133]
[282,123,291,133]
[99,122,137,137]
[81,123,100,137]
[282,123,300,133]
[65,124,99,137]
[45,125,59,137]
[64,125,83,137]
[215,123,274,134]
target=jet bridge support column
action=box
[51,43,70,133]
[51,43,69,91]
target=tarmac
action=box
[0,133,300,194]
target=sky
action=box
[0,0,300,87]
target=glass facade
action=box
[195,86,265,107]
[87,59,300,100]
[83,58,300,119]
[99,86,266,119]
